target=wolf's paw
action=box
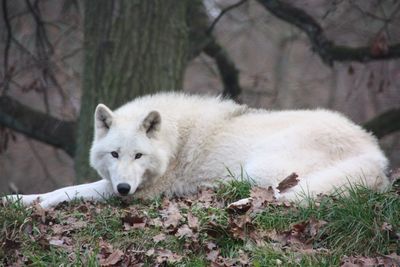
[2,194,42,207]
[5,194,70,209]
[3,193,64,209]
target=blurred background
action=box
[0,0,399,194]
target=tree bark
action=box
[76,0,189,180]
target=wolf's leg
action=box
[3,179,114,208]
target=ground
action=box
[1,173,399,267]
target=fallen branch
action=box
[0,95,76,156]
[257,0,400,65]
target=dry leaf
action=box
[49,239,64,247]
[153,249,182,264]
[175,224,194,238]
[32,203,47,223]
[341,254,400,267]
[385,253,400,265]
[187,212,199,230]
[205,242,220,262]
[149,217,163,227]
[229,215,254,241]
[277,173,299,193]
[250,186,275,211]
[121,208,148,230]
[308,218,327,237]
[227,198,253,214]
[99,249,124,266]
[146,248,155,257]
[206,250,220,262]
[161,202,183,229]
[152,233,166,243]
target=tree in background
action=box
[76,0,189,178]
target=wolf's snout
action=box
[117,183,131,195]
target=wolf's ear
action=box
[142,110,161,138]
[94,104,114,139]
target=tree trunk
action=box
[76,0,189,181]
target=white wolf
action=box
[5,93,390,208]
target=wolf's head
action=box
[89,104,170,196]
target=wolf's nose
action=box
[117,183,131,195]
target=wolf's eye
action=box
[111,151,119,158]
[135,153,142,159]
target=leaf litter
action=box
[2,177,399,266]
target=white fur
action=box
[4,93,390,208]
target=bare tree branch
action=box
[25,0,54,55]
[0,95,76,156]
[2,0,12,93]
[203,38,241,101]
[188,2,243,101]
[363,108,400,139]
[206,0,248,34]
[257,0,400,65]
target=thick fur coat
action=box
[5,93,390,208]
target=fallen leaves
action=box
[2,181,399,266]
[152,233,166,243]
[341,253,400,267]
[187,212,199,230]
[98,240,124,266]
[122,209,148,230]
[265,218,328,251]
[146,248,182,264]
[160,200,183,229]
[250,186,276,211]
[175,224,194,238]
[205,242,220,262]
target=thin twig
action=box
[2,0,12,93]
[25,0,68,109]
[206,0,248,34]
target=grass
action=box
[252,245,340,267]
[318,185,400,255]
[1,177,399,266]
[254,184,400,256]
[216,167,254,203]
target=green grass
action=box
[318,185,400,255]
[216,167,254,203]
[1,180,399,266]
[255,184,400,256]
